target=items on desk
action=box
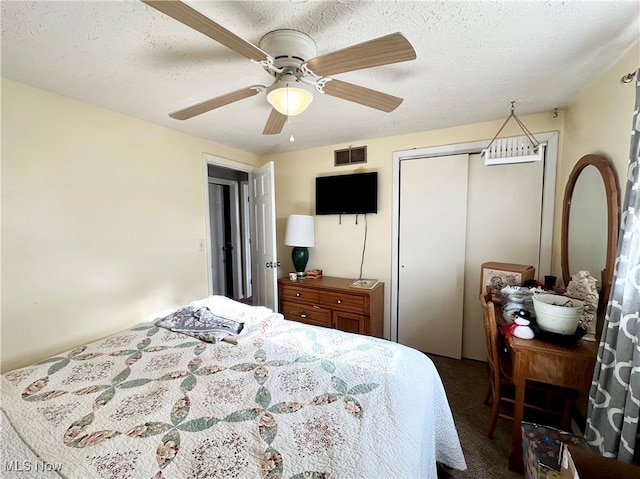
[532,293,584,335]
[501,284,544,322]
[501,309,535,339]
[523,278,544,289]
[480,262,536,303]
[543,275,557,290]
[564,270,598,341]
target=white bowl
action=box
[532,293,584,335]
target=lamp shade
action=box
[267,83,313,116]
[284,215,314,247]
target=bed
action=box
[1,296,466,478]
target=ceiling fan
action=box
[142,1,417,135]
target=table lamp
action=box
[284,214,314,278]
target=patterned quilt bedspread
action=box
[1,303,466,478]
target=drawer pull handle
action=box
[300,312,308,318]
[296,292,301,297]
[336,299,343,304]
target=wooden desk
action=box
[506,329,598,471]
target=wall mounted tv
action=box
[315,172,378,215]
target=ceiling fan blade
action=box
[263,109,287,135]
[304,32,416,77]
[322,79,403,112]
[170,87,261,120]
[142,1,269,63]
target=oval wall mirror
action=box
[561,154,619,332]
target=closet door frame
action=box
[390,132,558,343]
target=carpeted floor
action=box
[429,354,523,479]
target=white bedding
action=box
[1,303,465,478]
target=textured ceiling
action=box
[2,1,638,156]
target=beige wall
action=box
[552,42,639,278]
[1,79,259,372]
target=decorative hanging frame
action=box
[482,102,546,165]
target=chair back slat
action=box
[480,287,502,394]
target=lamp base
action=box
[296,272,307,279]
[291,246,309,276]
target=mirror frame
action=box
[561,154,619,332]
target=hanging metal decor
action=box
[482,102,546,165]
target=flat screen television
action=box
[315,172,378,215]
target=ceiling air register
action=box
[482,102,545,165]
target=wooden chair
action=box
[480,287,574,438]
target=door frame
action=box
[390,132,558,342]
[202,154,254,298]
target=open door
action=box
[204,155,277,308]
[249,161,278,311]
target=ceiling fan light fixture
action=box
[267,83,313,116]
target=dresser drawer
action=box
[280,285,319,304]
[333,311,366,335]
[319,292,364,313]
[281,301,332,328]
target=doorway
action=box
[206,163,250,301]
[208,179,243,297]
[202,155,278,310]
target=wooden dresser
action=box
[278,276,384,338]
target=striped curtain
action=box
[585,70,640,463]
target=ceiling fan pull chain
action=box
[287,111,295,142]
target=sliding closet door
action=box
[462,154,544,360]
[397,154,469,358]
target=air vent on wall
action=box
[335,146,367,166]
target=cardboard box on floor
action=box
[521,422,588,479]
[560,443,640,479]
[480,262,536,303]
[560,444,579,479]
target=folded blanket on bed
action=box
[156,295,278,343]
[156,305,244,343]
